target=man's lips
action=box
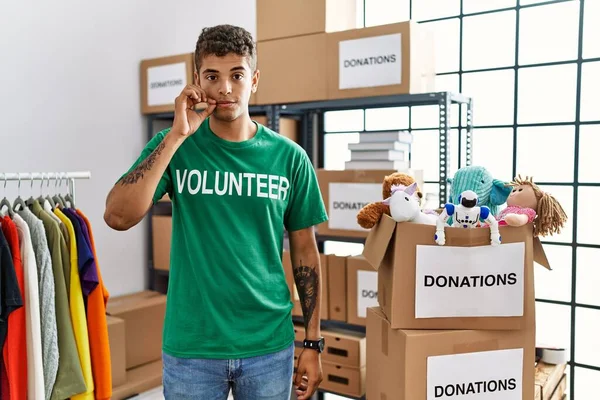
[216,101,236,108]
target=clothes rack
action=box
[1,171,91,205]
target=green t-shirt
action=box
[121,118,328,359]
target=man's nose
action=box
[219,80,232,95]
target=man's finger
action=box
[293,367,305,388]
[298,378,318,400]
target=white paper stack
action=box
[345,131,412,170]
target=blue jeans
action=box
[162,344,295,400]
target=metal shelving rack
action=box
[145,91,472,400]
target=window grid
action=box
[322,0,596,397]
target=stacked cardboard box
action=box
[315,168,424,239]
[106,291,166,399]
[254,0,435,105]
[293,324,366,397]
[361,215,552,399]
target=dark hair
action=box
[194,24,257,72]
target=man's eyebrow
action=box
[230,66,245,71]
[202,68,219,74]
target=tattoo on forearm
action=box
[120,141,166,185]
[293,261,319,329]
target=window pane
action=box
[471,128,513,181]
[575,308,600,368]
[410,104,460,129]
[435,73,459,93]
[578,125,600,183]
[323,241,364,257]
[583,0,600,59]
[463,11,516,70]
[516,126,575,182]
[411,129,439,182]
[578,187,600,245]
[536,185,573,244]
[365,0,410,27]
[535,302,571,355]
[575,367,600,399]
[462,69,515,126]
[324,132,359,170]
[463,0,516,14]
[412,0,460,21]
[423,19,460,74]
[365,107,409,131]
[576,248,600,307]
[534,244,572,302]
[517,64,577,124]
[519,1,580,65]
[580,61,600,122]
[324,110,364,132]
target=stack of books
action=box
[345,130,412,170]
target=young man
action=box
[104,24,328,400]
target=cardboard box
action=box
[321,363,366,398]
[111,360,163,400]
[256,0,358,41]
[283,250,329,320]
[294,324,366,369]
[256,34,328,104]
[316,169,424,238]
[252,115,300,143]
[363,216,550,331]
[346,256,377,326]
[327,21,436,100]
[152,215,171,271]
[535,362,567,400]
[106,291,166,369]
[327,255,347,322]
[140,53,195,114]
[107,316,126,387]
[367,306,535,400]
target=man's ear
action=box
[252,69,260,93]
[193,70,200,85]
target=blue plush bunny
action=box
[446,166,512,216]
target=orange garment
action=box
[1,216,27,400]
[76,210,112,399]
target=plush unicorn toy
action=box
[381,182,437,225]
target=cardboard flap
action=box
[533,237,551,270]
[362,214,396,271]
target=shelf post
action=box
[438,92,451,207]
[465,97,473,166]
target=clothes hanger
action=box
[27,172,41,208]
[0,173,15,217]
[43,173,56,209]
[53,173,66,209]
[12,173,27,212]
[64,176,75,209]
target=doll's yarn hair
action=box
[509,175,568,237]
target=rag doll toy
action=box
[381,182,437,225]
[356,172,423,229]
[435,189,501,246]
[447,165,512,217]
[496,175,567,237]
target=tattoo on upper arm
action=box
[293,261,319,329]
[120,141,166,185]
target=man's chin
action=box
[213,107,241,122]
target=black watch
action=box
[303,337,325,353]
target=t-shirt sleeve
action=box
[284,150,328,232]
[118,128,173,204]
